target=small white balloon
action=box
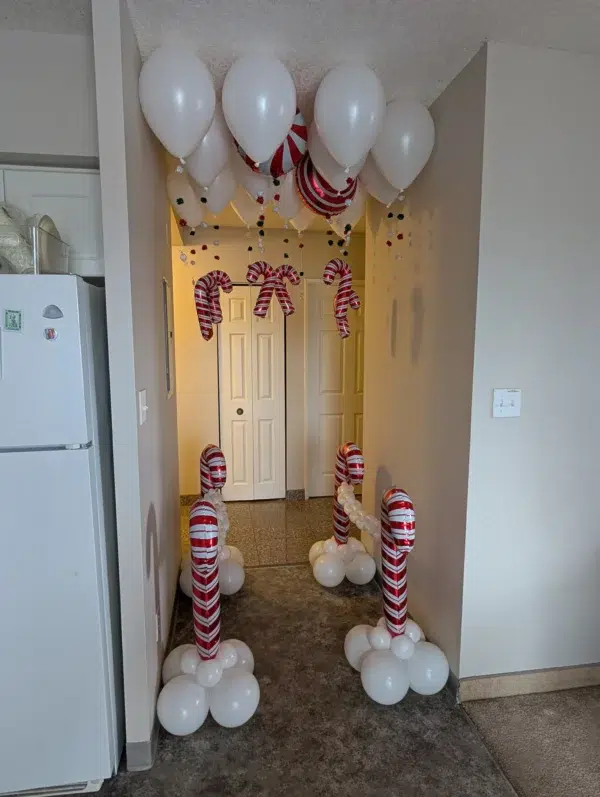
[361,650,410,705]
[195,658,223,688]
[274,170,302,220]
[230,153,275,203]
[344,624,373,671]
[289,204,315,233]
[372,99,435,191]
[206,165,236,214]
[308,540,325,566]
[231,186,260,227]
[216,641,238,670]
[390,634,416,661]
[157,675,209,736]
[404,619,424,644]
[227,639,254,673]
[219,546,231,561]
[162,644,195,685]
[180,647,201,675]
[368,626,392,651]
[313,552,345,588]
[179,561,193,598]
[219,558,245,595]
[347,537,366,554]
[377,616,387,629]
[337,543,353,563]
[323,539,338,554]
[208,668,260,728]
[407,642,449,695]
[329,181,367,237]
[228,546,245,567]
[345,551,376,585]
[186,104,231,188]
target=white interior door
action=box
[218,286,285,501]
[306,280,365,497]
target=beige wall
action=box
[362,49,487,675]
[461,42,600,677]
[92,0,180,766]
[0,28,98,161]
[173,228,365,495]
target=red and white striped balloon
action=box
[380,488,416,637]
[323,258,360,338]
[194,270,233,341]
[333,442,365,545]
[189,498,221,660]
[200,444,227,495]
[246,261,300,317]
[237,108,307,179]
[296,153,357,218]
[274,264,300,316]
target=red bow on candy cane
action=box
[246,261,300,317]
[322,258,360,338]
[194,270,233,341]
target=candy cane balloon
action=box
[322,258,360,339]
[194,270,233,340]
[189,498,221,660]
[333,442,364,545]
[246,261,278,318]
[200,444,227,495]
[380,488,415,637]
[274,264,300,316]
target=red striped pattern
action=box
[246,261,278,318]
[333,442,365,545]
[380,488,416,637]
[194,270,233,340]
[323,259,361,339]
[296,153,357,218]
[200,444,227,495]
[274,264,300,316]
[189,499,221,660]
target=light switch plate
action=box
[138,389,148,426]
[493,388,521,418]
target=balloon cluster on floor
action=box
[139,47,435,242]
[158,446,259,735]
[309,442,377,587]
[344,487,449,705]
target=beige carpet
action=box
[465,686,600,797]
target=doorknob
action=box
[236,408,244,415]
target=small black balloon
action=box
[397,214,404,220]
[200,197,207,204]
[343,250,348,256]
[248,246,253,251]
[259,230,265,236]
[273,179,281,186]
[176,197,184,205]
[189,230,195,236]
[328,240,334,246]
[214,225,220,230]
[284,253,289,258]
[337,239,344,247]
[387,212,394,218]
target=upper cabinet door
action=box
[2,168,104,277]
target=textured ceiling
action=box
[0,0,91,34]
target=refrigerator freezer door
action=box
[0,448,115,793]
[0,275,91,448]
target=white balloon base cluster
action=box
[158,639,259,735]
[345,618,449,705]
[309,536,376,587]
[180,544,245,597]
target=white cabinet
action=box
[0,167,104,277]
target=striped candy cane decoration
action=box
[194,270,233,340]
[322,259,361,339]
[200,444,227,495]
[380,488,416,637]
[333,442,365,545]
[189,499,221,660]
[274,264,300,316]
[246,261,278,318]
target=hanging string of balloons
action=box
[139,48,435,239]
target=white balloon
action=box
[227,546,245,567]
[407,642,449,695]
[359,154,399,206]
[377,616,387,629]
[329,181,367,237]
[162,644,195,685]
[231,186,260,227]
[323,538,338,554]
[205,165,236,214]
[195,658,223,688]
[345,551,376,585]
[216,641,238,670]
[308,124,365,191]
[368,626,392,651]
[344,624,373,671]
[372,99,435,191]
[274,170,302,220]
[361,650,410,705]
[139,45,216,159]
[223,56,296,164]
[208,668,260,728]
[157,675,209,736]
[167,170,205,228]
[219,558,245,595]
[404,619,424,644]
[313,552,345,587]
[347,537,366,554]
[227,639,255,673]
[180,647,201,675]
[179,560,193,597]
[289,204,315,233]
[315,65,385,168]
[186,105,231,188]
[219,546,231,561]
[390,634,416,661]
[230,153,275,202]
[308,540,325,567]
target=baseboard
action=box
[126,718,159,771]
[458,662,600,702]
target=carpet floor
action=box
[101,566,514,797]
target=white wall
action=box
[92,0,180,767]
[363,49,486,675]
[173,229,365,495]
[461,42,600,677]
[0,29,98,160]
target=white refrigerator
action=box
[0,275,123,795]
